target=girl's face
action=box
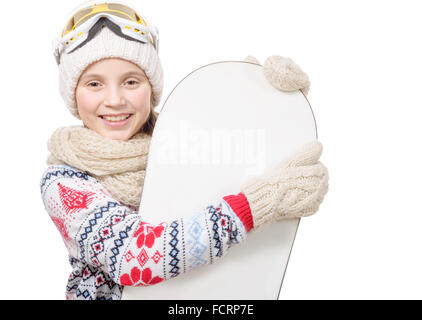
[75,58,152,141]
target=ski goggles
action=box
[53,1,159,64]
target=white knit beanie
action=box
[58,25,163,119]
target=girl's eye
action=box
[87,81,101,87]
[125,80,139,86]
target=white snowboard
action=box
[122,61,317,300]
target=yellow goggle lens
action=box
[61,3,148,38]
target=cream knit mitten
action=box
[244,55,310,96]
[241,141,328,230]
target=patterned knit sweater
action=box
[40,164,254,300]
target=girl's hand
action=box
[241,141,329,230]
[244,55,310,96]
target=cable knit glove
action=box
[241,141,328,230]
[244,55,310,96]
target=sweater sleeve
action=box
[40,164,253,299]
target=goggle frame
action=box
[53,1,159,64]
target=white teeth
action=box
[102,115,131,121]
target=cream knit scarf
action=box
[47,125,151,209]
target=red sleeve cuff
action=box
[222,192,254,232]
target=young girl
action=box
[41,0,329,300]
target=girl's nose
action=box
[104,87,126,107]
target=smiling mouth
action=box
[99,114,132,122]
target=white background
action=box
[1,0,421,299]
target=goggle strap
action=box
[67,17,150,54]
